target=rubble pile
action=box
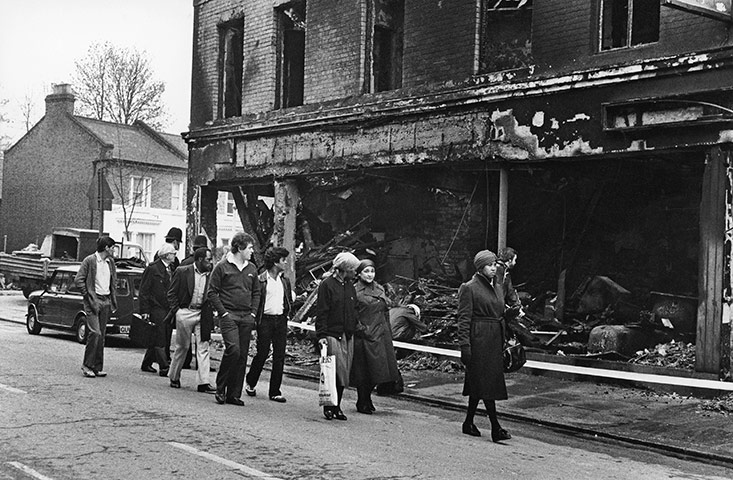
[699,394,733,415]
[628,340,696,370]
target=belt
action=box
[472,316,502,323]
[184,305,202,310]
[261,314,286,320]
[96,294,111,299]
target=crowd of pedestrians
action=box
[74,229,519,442]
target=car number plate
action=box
[119,325,130,334]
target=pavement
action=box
[2,291,732,468]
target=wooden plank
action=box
[696,147,726,373]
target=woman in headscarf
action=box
[456,250,512,442]
[316,251,360,420]
[350,259,401,414]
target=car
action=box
[26,264,143,343]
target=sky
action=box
[0,0,194,145]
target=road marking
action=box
[0,383,26,394]
[6,462,55,480]
[168,442,283,479]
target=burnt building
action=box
[185,0,733,375]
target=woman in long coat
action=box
[456,250,512,442]
[351,259,400,414]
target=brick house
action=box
[0,84,238,260]
[184,0,733,375]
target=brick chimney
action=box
[45,83,75,117]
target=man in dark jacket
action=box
[179,234,208,369]
[208,232,261,406]
[74,236,117,378]
[245,247,293,403]
[139,243,177,376]
[167,247,215,392]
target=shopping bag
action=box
[318,343,338,407]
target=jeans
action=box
[216,313,254,399]
[246,315,287,397]
[83,298,111,371]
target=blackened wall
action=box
[533,0,732,72]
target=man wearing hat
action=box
[158,227,183,361]
[180,235,209,267]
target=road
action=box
[0,295,731,479]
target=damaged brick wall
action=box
[402,0,477,87]
[304,0,366,103]
[532,0,731,72]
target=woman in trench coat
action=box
[350,259,401,414]
[456,250,512,442]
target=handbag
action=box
[503,338,526,373]
[318,343,338,407]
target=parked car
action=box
[26,264,143,343]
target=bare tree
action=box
[19,93,39,133]
[0,96,11,151]
[103,158,156,242]
[73,42,167,129]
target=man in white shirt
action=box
[74,236,117,378]
[245,247,294,403]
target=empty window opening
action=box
[276,1,306,109]
[372,0,404,93]
[480,0,533,74]
[219,18,244,118]
[601,0,659,51]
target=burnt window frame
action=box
[367,0,404,93]
[479,0,533,74]
[599,0,660,52]
[218,17,244,119]
[275,1,306,110]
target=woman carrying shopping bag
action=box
[315,252,360,420]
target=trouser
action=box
[246,314,287,397]
[216,313,253,400]
[83,297,111,371]
[169,309,211,385]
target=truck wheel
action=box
[27,310,42,335]
[75,316,87,344]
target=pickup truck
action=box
[0,228,148,297]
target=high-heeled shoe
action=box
[491,428,511,442]
[462,422,481,437]
[334,409,348,420]
[323,408,334,420]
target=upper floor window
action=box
[171,182,184,211]
[276,1,306,109]
[371,0,404,93]
[129,176,151,208]
[219,18,244,118]
[600,0,659,51]
[218,191,237,216]
[480,0,533,74]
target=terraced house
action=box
[184,0,733,376]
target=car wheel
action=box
[26,310,42,335]
[75,316,87,344]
